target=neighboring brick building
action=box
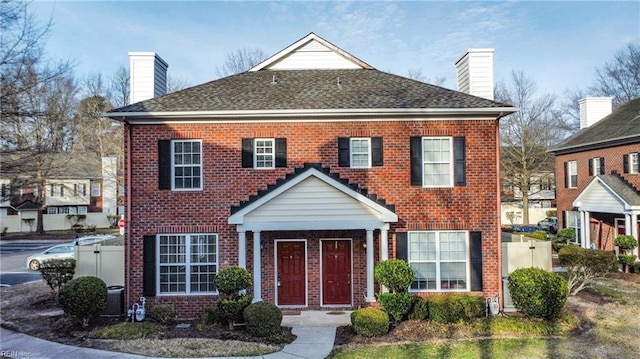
[106,33,515,318]
[549,97,640,256]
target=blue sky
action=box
[32,1,639,96]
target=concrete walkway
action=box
[0,311,350,359]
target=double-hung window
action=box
[338,137,383,168]
[91,183,101,197]
[625,152,639,174]
[589,157,604,176]
[158,234,218,294]
[172,140,202,190]
[350,138,371,168]
[408,231,468,291]
[566,160,578,188]
[411,136,466,187]
[254,139,275,169]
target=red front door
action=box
[277,241,306,306]
[322,240,352,305]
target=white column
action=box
[252,231,262,303]
[379,227,389,293]
[625,214,632,236]
[365,229,375,302]
[579,211,587,248]
[632,213,639,258]
[583,211,591,249]
[238,230,246,268]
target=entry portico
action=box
[228,165,398,305]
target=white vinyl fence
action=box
[75,243,124,286]
[501,239,552,312]
[0,213,110,233]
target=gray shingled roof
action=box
[107,69,512,114]
[598,174,640,206]
[550,97,640,154]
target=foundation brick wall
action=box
[555,142,640,251]
[125,119,502,318]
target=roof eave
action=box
[104,107,517,123]
[549,134,640,155]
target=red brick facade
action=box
[555,142,640,251]
[124,119,502,318]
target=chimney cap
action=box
[455,48,494,65]
[128,52,169,68]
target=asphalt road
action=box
[0,239,70,287]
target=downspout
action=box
[125,122,133,314]
[495,114,504,309]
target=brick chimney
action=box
[579,97,612,129]
[128,52,168,104]
[455,49,494,100]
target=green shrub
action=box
[351,307,389,337]
[614,235,638,250]
[508,267,568,319]
[217,294,252,329]
[243,301,282,337]
[214,266,252,296]
[526,230,548,240]
[618,253,638,273]
[59,276,107,326]
[557,228,576,240]
[559,245,617,294]
[201,306,219,325]
[374,259,415,293]
[428,294,485,323]
[39,258,76,295]
[552,241,569,253]
[148,304,176,324]
[631,262,640,274]
[407,297,429,320]
[377,292,414,321]
[545,210,557,218]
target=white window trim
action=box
[156,233,218,296]
[77,206,88,214]
[630,153,639,174]
[91,183,101,197]
[171,139,203,191]
[47,207,58,214]
[349,137,371,169]
[408,230,470,292]
[254,138,275,170]
[568,160,578,188]
[592,158,601,176]
[422,137,454,188]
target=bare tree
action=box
[559,87,586,133]
[590,41,640,107]
[109,65,129,108]
[496,71,562,224]
[166,74,191,93]
[406,68,446,86]
[215,48,268,78]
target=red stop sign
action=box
[117,219,125,228]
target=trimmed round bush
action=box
[508,267,568,319]
[428,294,485,323]
[351,307,389,337]
[407,297,429,320]
[214,266,252,296]
[614,234,638,250]
[374,259,415,293]
[243,301,282,337]
[377,292,414,321]
[217,293,253,328]
[557,228,576,241]
[148,304,176,324]
[59,276,107,326]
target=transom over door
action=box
[277,241,306,306]
[322,240,352,305]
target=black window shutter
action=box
[453,136,466,186]
[410,137,422,186]
[469,231,483,292]
[563,162,569,188]
[242,138,254,168]
[395,232,408,262]
[599,158,605,175]
[588,159,593,176]
[143,235,156,297]
[338,137,350,167]
[275,138,287,168]
[623,154,629,173]
[371,137,383,167]
[158,140,171,190]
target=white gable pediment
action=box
[250,33,373,71]
[228,168,397,231]
[573,177,628,213]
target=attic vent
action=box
[337,77,342,87]
[271,75,278,85]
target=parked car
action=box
[537,216,558,234]
[74,234,116,246]
[26,243,76,271]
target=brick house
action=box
[106,33,515,318]
[549,97,640,256]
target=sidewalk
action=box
[0,311,350,359]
